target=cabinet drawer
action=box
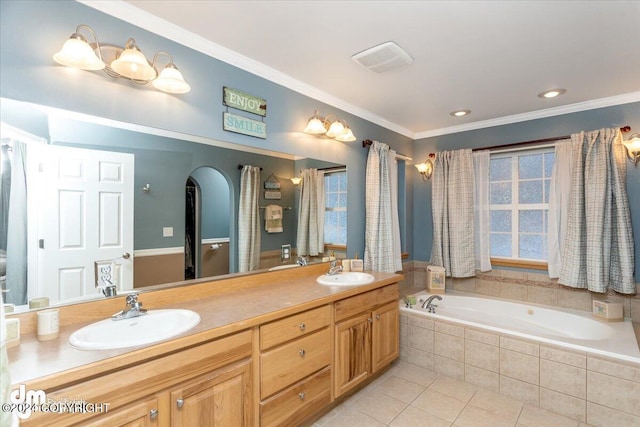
[260,328,331,399]
[334,283,399,321]
[260,305,330,351]
[260,367,331,427]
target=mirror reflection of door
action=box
[185,167,231,280]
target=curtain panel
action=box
[296,168,325,256]
[430,149,475,278]
[238,165,261,272]
[559,128,635,294]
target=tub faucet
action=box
[112,293,147,321]
[297,256,308,266]
[421,295,443,313]
[327,260,343,275]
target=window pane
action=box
[519,234,543,259]
[519,210,543,233]
[490,182,512,204]
[544,178,550,203]
[325,192,338,207]
[490,158,511,181]
[519,180,542,204]
[491,210,511,232]
[491,234,511,257]
[544,152,555,178]
[519,154,542,179]
[325,174,338,192]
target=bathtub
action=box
[401,291,640,364]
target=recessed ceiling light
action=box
[538,88,566,99]
[450,110,471,117]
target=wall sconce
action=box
[622,133,640,165]
[415,154,435,181]
[303,110,356,142]
[290,177,302,185]
[53,24,191,94]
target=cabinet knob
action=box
[299,349,306,357]
[368,318,373,323]
[149,409,158,420]
[176,398,184,408]
[298,392,305,401]
[376,314,381,320]
[299,323,306,331]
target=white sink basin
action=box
[316,272,375,286]
[69,309,201,350]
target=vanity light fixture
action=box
[303,110,357,142]
[53,24,191,94]
[538,88,566,99]
[415,157,434,181]
[450,110,471,117]
[290,177,302,185]
[622,133,640,165]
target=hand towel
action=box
[265,204,283,233]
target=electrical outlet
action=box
[281,244,291,262]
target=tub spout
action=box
[421,295,443,313]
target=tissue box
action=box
[426,266,446,294]
[592,300,623,322]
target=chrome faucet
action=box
[100,282,118,298]
[327,260,343,275]
[421,295,443,313]
[297,256,308,266]
[112,293,147,321]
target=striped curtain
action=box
[430,149,475,277]
[238,165,261,272]
[559,128,635,293]
[296,168,325,256]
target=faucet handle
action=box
[126,293,139,306]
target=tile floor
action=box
[311,361,594,427]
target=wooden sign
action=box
[223,112,267,139]
[223,87,267,116]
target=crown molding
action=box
[414,91,640,139]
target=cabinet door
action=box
[171,359,252,427]
[84,397,159,427]
[334,312,371,397]
[372,301,400,372]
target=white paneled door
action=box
[31,145,134,304]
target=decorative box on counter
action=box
[426,265,446,294]
[592,300,623,321]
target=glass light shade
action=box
[623,134,640,163]
[325,120,345,138]
[290,177,302,185]
[53,36,105,71]
[111,46,156,81]
[415,159,433,179]
[334,127,356,142]
[304,117,327,134]
[152,64,191,94]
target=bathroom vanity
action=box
[7,263,401,426]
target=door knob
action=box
[122,252,131,259]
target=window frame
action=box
[489,147,554,271]
[323,168,347,249]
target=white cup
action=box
[37,309,60,341]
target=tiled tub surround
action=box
[400,306,640,426]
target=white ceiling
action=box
[87,1,640,139]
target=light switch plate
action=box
[163,227,174,237]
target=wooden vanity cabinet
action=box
[24,330,252,427]
[333,284,399,398]
[258,305,332,427]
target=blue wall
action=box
[413,102,640,282]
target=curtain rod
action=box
[237,164,263,171]
[361,139,413,161]
[427,126,631,157]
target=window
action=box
[489,148,555,264]
[324,169,347,247]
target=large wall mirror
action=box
[0,98,345,310]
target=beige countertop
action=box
[8,267,402,390]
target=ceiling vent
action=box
[352,41,414,73]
